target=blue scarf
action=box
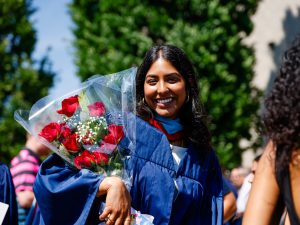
[154,114,183,135]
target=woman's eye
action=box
[146,79,157,85]
[167,77,179,83]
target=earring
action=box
[185,94,190,103]
[142,97,146,104]
[292,152,300,168]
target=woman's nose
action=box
[157,81,169,94]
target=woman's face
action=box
[144,58,187,119]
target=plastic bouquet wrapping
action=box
[15,68,154,225]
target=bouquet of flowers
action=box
[37,94,125,176]
[15,68,154,225]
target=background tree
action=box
[69,0,262,169]
[0,0,55,164]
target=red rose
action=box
[102,124,124,144]
[57,95,80,117]
[93,151,109,165]
[74,150,96,169]
[102,133,115,145]
[88,102,106,117]
[39,122,61,142]
[74,155,83,169]
[60,125,71,140]
[81,150,96,168]
[62,133,80,153]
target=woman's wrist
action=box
[97,176,123,197]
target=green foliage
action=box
[0,0,55,164]
[69,0,262,169]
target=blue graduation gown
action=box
[0,161,18,225]
[122,116,223,225]
[34,116,223,225]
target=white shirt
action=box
[236,173,252,213]
[170,144,187,170]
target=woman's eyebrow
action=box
[145,74,157,78]
[165,72,181,77]
[146,72,181,77]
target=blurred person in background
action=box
[230,166,249,191]
[231,154,262,224]
[10,134,50,225]
[243,35,300,225]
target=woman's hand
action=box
[98,176,132,225]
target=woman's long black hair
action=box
[136,44,212,155]
[263,36,300,173]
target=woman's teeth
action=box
[156,98,172,104]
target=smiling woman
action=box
[131,44,223,224]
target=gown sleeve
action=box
[200,150,224,225]
[33,154,104,225]
[0,162,18,225]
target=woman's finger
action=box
[124,216,132,225]
[114,207,130,225]
[99,205,112,221]
[105,214,117,225]
[113,217,123,225]
[122,209,132,225]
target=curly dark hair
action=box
[263,36,300,172]
[136,44,212,155]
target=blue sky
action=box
[32,0,81,98]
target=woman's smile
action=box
[155,97,173,105]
